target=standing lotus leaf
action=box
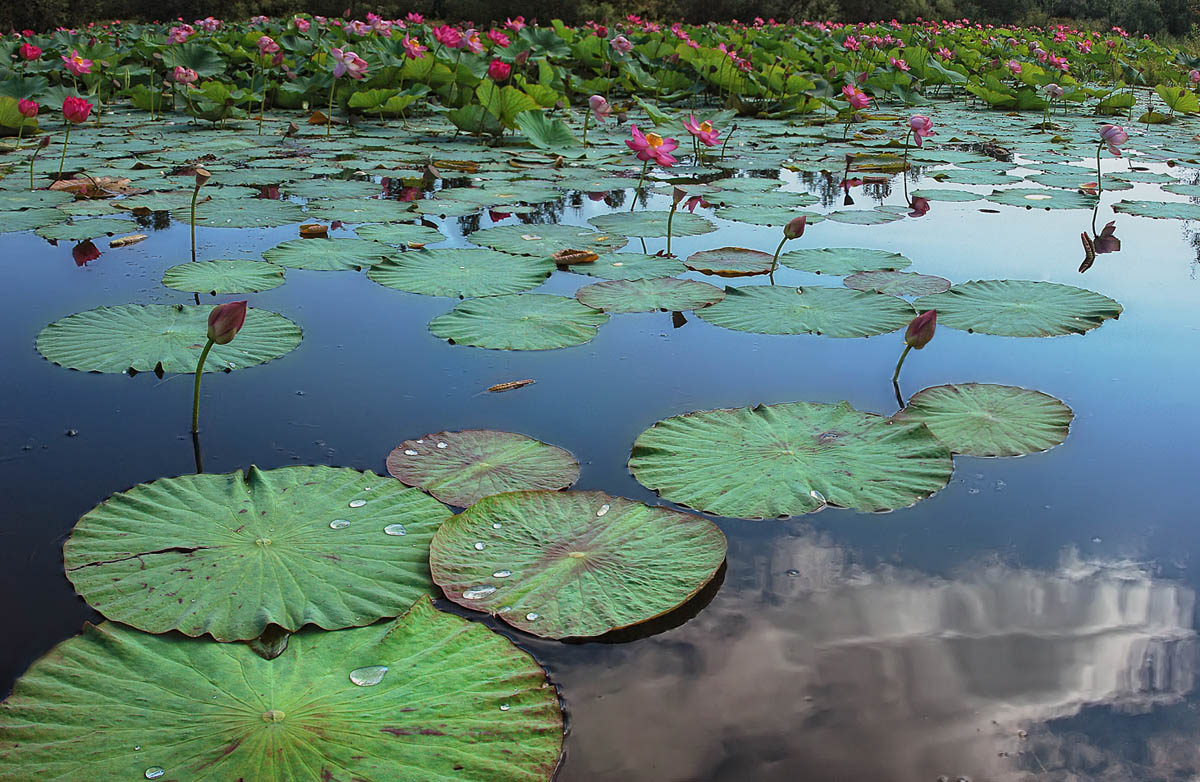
[387,430,580,507]
[429,490,727,638]
[914,280,1122,337]
[64,466,450,641]
[892,383,1074,457]
[629,401,954,519]
[0,598,563,780]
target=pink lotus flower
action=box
[257,36,280,55]
[488,59,511,81]
[19,43,41,60]
[167,24,193,44]
[683,115,720,146]
[346,20,371,36]
[195,16,222,31]
[173,66,198,84]
[1042,83,1064,99]
[905,309,936,348]
[1099,124,1127,155]
[843,35,860,51]
[488,29,511,47]
[62,50,92,76]
[18,99,38,118]
[463,29,485,54]
[402,35,427,59]
[842,85,870,109]
[407,12,424,23]
[611,35,633,54]
[1007,59,1022,75]
[62,96,92,124]
[783,215,806,239]
[888,56,910,71]
[294,17,310,32]
[626,125,678,167]
[207,300,247,345]
[1191,70,1200,84]
[432,25,464,48]
[588,95,612,122]
[504,16,526,32]
[908,114,934,146]
[330,47,368,79]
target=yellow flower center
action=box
[700,121,713,133]
[645,133,664,148]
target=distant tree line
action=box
[3,0,1197,41]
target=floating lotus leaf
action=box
[355,222,447,246]
[0,190,75,209]
[986,188,1096,209]
[909,189,983,202]
[35,218,139,241]
[211,167,303,186]
[262,237,394,270]
[914,280,1122,337]
[1111,200,1200,221]
[386,430,580,507]
[893,383,1073,457]
[823,208,906,225]
[778,247,912,275]
[0,598,563,780]
[64,465,449,640]
[933,169,1024,186]
[470,224,626,256]
[184,198,307,227]
[711,205,823,227]
[844,270,951,297]
[429,490,726,638]
[576,277,725,313]
[568,253,687,280]
[684,247,775,277]
[286,178,383,199]
[1161,182,1200,197]
[36,304,301,373]
[709,189,817,208]
[306,198,415,224]
[368,249,554,298]
[429,293,609,350]
[587,211,717,238]
[696,285,915,338]
[0,208,68,233]
[161,260,286,294]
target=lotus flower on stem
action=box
[665,186,709,257]
[1095,124,1127,195]
[192,300,247,433]
[768,215,807,279]
[583,95,610,147]
[15,100,37,149]
[57,96,92,182]
[626,125,678,211]
[683,114,720,164]
[893,309,936,386]
[841,85,870,139]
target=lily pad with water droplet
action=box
[430,490,726,638]
[823,208,907,226]
[36,304,301,374]
[429,293,609,350]
[628,401,953,519]
[64,465,450,641]
[576,278,725,313]
[684,247,776,277]
[844,270,951,297]
[386,430,580,507]
[182,198,307,228]
[985,188,1096,210]
[778,247,911,275]
[354,222,447,246]
[470,224,626,256]
[567,253,687,280]
[712,206,823,227]
[0,597,562,779]
[262,237,394,271]
[161,260,286,294]
[587,211,717,239]
[696,285,915,338]
[892,383,1073,457]
[914,280,1122,337]
[367,249,554,298]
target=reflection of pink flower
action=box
[62,50,92,76]
[683,114,720,146]
[611,35,633,54]
[908,114,934,147]
[588,95,612,122]
[1094,221,1121,254]
[488,59,511,81]
[1099,124,1128,156]
[626,125,678,167]
[330,47,368,79]
[908,196,930,218]
[72,240,101,266]
[841,85,870,109]
[402,35,426,59]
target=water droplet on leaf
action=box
[348,499,367,508]
[329,519,351,529]
[349,665,389,687]
[384,524,407,536]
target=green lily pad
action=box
[1111,200,1200,221]
[386,430,580,507]
[696,285,915,338]
[368,249,554,298]
[684,247,776,277]
[893,383,1073,457]
[914,280,1122,337]
[778,247,912,275]
[36,218,139,241]
[576,277,725,313]
[429,293,609,351]
[909,189,983,202]
[587,211,717,239]
[844,270,951,297]
[823,208,906,225]
[262,238,394,271]
[712,206,822,227]
[986,188,1096,209]
[64,465,449,641]
[429,490,726,638]
[161,260,286,294]
[629,401,954,519]
[306,198,415,224]
[0,597,563,780]
[36,304,301,374]
[355,222,447,246]
[568,253,687,280]
[470,224,626,256]
[185,198,307,228]
[0,208,68,233]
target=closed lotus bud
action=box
[194,167,211,188]
[39,135,51,148]
[783,214,807,239]
[207,300,247,345]
[904,309,937,349]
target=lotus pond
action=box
[5,26,1200,781]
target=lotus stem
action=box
[719,124,736,160]
[666,201,677,257]
[327,80,335,137]
[56,123,70,182]
[1095,143,1103,196]
[191,338,215,433]
[769,235,787,275]
[891,343,913,385]
[15,125,23,151]
[630,159,649,212]
[190,185,200,263]
[581,112,589,147]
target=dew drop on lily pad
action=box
[329,519,351,530]
[348,665,389,687]
[384,524,407,536]
[474,542,485,551]
[526,613,540,621]
[596,504,610,517]
[493,570,512,578]
[500,704,511,711]
[462,585,498,600]
[403,449,418,456]
[348,499,367,508]
[145,768,165,780]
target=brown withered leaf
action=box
[308,110,330,125]
[50,176,146,200]
[552,249,599,266]
[109,234,148,248]
[299,223,328,238]
[487,379,535,393]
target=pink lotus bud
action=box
[905,310,937,349]
[783,215,807,239]
[18,99,38,118]
[207,300,247,345]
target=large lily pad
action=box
[470,224,626,256]
[628,401,954,519]
[429,490,726,638]
[262,238,394,271]
[576,278,725,313]
[684,247,776,277]
[778,247,912,275]
[0,597,563,780]
[914,280,1123,337]
[587,211,717,239]
[893,383,1074,457]
[1111,200,1200,221]
[568,253,687,280]
[36,218,139,241]
[986,188,1096,210]
[161,260,286,294]
[36,304,301,374]
[844,270,951,297]
[387,430,580,507]
[429,294,609,351]
[186,198,307,227]
[64,465,450,641]
[367,249,554,298]
[355,222,447,246]
[696,285,915,338]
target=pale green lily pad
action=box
[986,188,1096,209]
[429,490,726,638]
[893,383,1073,457]
[711,205,822,227]
[161,260,285,294]
[576,278,725,313]
[0,597,563,780]
[629,401,954,519]
[37,304,301,373]
[306,198,415,224]
[368,249,554,298]
[355,222,447,246]
[64,465,449,641]
[823,208,906,225]
[684,247,776,277]
[429,293,609,350]
[568,253,687,280]
[779,247,911,275]
[696,285,915,338]
[184,198,307,227]
[0,208,68,233]
[36,218,139,241]
[909,189,983,202]
[915,280,1122,337]
[386,430,580,507]
[587,211,717,238]
[262,238,393,271]
[470,224,627,256]
[844,270,951,297]
[1111,200,1200,221]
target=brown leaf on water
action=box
[552,249,599,266]
[487,379,535,393]
[50,176,145,199]
[308,110,330,125]
[109,234,148,248]
[299,223,328,238]
[433,159,478,174]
